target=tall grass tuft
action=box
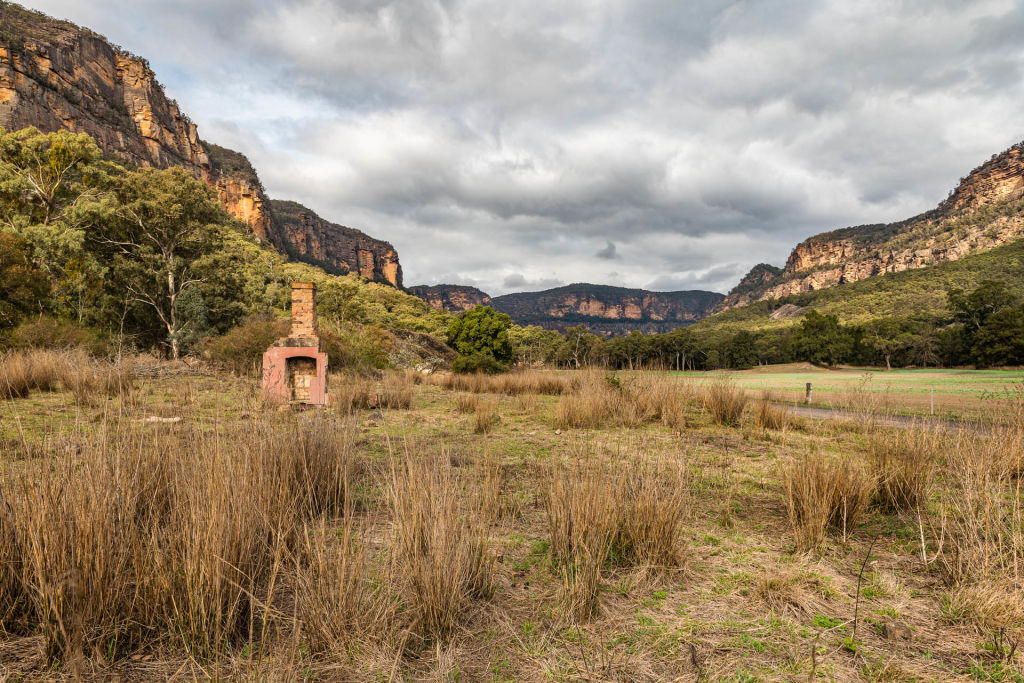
[868,426,937,512]
[545,458,620,621]
[781,453,874,550]
[614,458,690,572]
[703,381,748,426]
[388,451,494,636]
[939,431,1023,586]
[754,391,790,431]
[474,397,500,434]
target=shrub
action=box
[5,317,110,355]
[781,453,874,550]
[452,352,507,375]
[447,306,514,369]
[205,317,288,374]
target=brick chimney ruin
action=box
[262,282,328,405]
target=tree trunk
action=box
[167,262,179,360]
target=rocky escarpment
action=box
[491,284,724,335]
[204,143,281,248]
[271,200,402,287]
[0,3,402,286]
[721,140,1024,309]
[410,285,491,312]
[716,263,783,310]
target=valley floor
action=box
[0,362,1021,682]
[671,363,1024,424]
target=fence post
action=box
[805,382,813,405]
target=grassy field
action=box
[0,352,1022,681]
[669,363,1024,422]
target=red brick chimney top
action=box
[290,282,317,338]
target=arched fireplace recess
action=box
[262,282,328,406]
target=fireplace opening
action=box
[286,356,317,403]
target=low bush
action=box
[4,317,110,355]
[452,352,508,375]
[205,317,288,374]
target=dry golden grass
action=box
[868,425,937,512]
[545,452,689,620]
[554,372,692,430]
[545,458,621,621]
[754,391,790,431]
[429,369,574,396]
[293,517,387,657]
[388,451,494,636]
[455,392,479,413]
[614,457,690,572]
[333,371,414,411]
[6,365,1024,680]
[781,452,874,550]
[939,430,1023,587]
[702,381,748,426]
[0,413,357,662]
[473,397,500,434]
[753,564,827,617]
[945,584,1024,660]
[0,349,133,404]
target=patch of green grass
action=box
[812,614,845,630]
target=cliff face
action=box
[271,200,402,287]
[0,3,401,286]
[492,284,724,335]
[716,263,783,310]
[409,285,491,312]
[722,140,1024,309]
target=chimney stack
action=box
[290,282,317,338]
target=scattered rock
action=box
[881,620,913,641]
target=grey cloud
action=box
[596,241,619,260]
[26,0,1024,296]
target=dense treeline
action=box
[0,127,449,365]
[492,278,1024,371]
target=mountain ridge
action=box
[411,282,725,335]
[718,140,1024,310]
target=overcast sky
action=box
[27,0,1024,294]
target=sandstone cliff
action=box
[0,3,402,286]
[722,140,1024,309]
[409,285,492,312]
[272,200,402,287]
[491,284,724,335]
